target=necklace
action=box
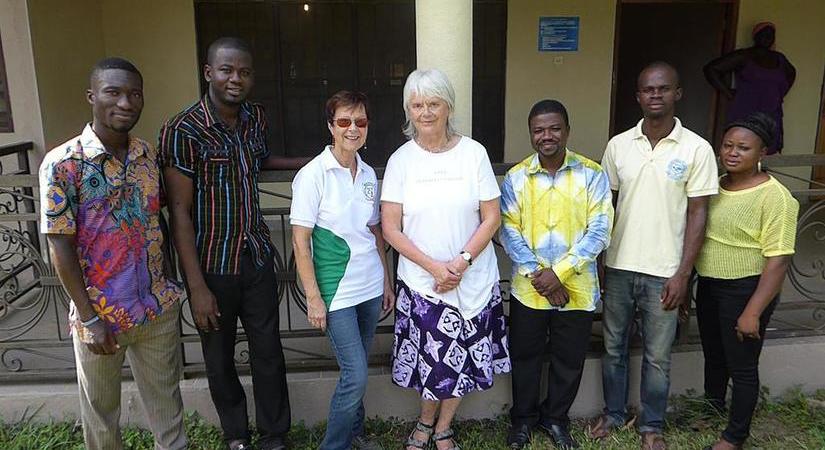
[416,134,452,153]
[331,147,357,171]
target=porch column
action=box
[415,0,473,136]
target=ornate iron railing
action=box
[0,142,823,380]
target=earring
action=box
[758,159,762,172]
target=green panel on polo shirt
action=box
[312,226,351,308]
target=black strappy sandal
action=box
[432,428,460,450]
[405,421,434,449]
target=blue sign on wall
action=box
[539,16,579,52]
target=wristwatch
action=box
[459,250,473,266]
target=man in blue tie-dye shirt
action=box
[500,99,613,449]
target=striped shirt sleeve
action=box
[159,122,196,177]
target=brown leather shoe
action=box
[640,432,667,450]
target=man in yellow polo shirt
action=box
[591,62,718,450]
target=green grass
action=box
[1,389,824,449]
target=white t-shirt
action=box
[290,146,384,312]
[601,118,719,278]
[381,136,500,319]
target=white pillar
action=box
[415,0,473,136]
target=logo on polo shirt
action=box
[666,159,688,182]
[363,181,376,201]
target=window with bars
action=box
[0,33,13,133]
[194,0,506,165]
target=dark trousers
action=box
[199,250,291,444]
[696,275,778,445]
[509,298,594,428]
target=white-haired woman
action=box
[381,69,511,450]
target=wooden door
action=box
[610,0,738,143]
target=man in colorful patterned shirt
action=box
[39,58,186,450]
[160,37,306,450]
[501,99,613,449]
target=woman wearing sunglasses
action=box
[381,69,511,450]
[290,90,395,450]
[695,113,798,450]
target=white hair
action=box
[401,68,459,140]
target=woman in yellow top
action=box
[695,113,798,450]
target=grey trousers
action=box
[73,303,187,450]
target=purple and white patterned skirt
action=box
[391,279,511,400]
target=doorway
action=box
[610,1,738,144]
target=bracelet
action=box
[81,315,101,328]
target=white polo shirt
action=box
[601,118,718,278]
[290,146,384,312]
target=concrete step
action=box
[1,335,824,427]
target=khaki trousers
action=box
[73,303,187,450]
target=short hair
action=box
[401,69,458,139]
[207,37,252,65]
[637,60,680,89]
[90,57,142,85]
[724,112,777,149]
[528,99,570,128]
[325,90,370,123]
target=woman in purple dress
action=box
[704,22,796,154]
[380,69,511,450]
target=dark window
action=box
[195,0,415,167]
[473,0,507,162]
[0,32,14,133]
[194,0,507,165]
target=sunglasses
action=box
[332,117,369,128]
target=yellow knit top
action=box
[696,176,798,279]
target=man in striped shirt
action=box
[160,37,306,450]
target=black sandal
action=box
[432,428,460,450]
[405,421,434,449]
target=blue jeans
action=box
[320,296,382,450]
[601,267,678,434]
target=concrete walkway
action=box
[2,335,824,428]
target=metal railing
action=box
[0,142,823,380]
